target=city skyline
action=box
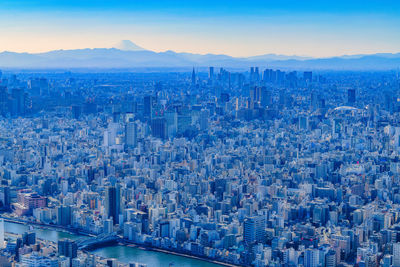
[0,0,399,57]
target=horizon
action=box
[0,0,400,57]
[1,39,399,60]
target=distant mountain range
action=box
[0,40,399,70]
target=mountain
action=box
[0,41,399,70]
[113,40,146,51]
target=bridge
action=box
[76,232,119,250]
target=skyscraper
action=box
[393,243,400,267]
[58,239,78,260]
[243,216,266,244]
[143,95,153,119]
[191,68,196,85]
[304,248,319,267]
[125,121,137,147]
[57,205,72,226]
[105,185,122,224]
[348,89,356,105]
[0,219,4,249]
[209,67,214,81]
[303,71,313,82]
[151,118,167,139]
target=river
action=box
[4,221,225,267]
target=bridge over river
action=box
[75,232,119,250]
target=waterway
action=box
[4,221,225,267]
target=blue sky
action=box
[0,0,399,57]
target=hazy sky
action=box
[0,0,400,57]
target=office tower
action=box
[299,116,309,130]
[11,88,25,116]
[58,239,78,260]
[0,86,8,116]
[191,68,196,85]
[39,78,49,95]
[260,87,271,108]
[199,109,209,131]
[310,91,318,111]
[250,86,262,105]
[22,232,36,246]
[107,259,118,267]
[72,105,82,120]
[255,67,259,81]
[83,100,97,114]
[279,89,286,106]
[105,185,122,224]
[243,216,266,244]
[304,71,313,82]
[393,243,400,267]
[348,89,356,105]
[325,249,337,267]
[125,121,137,147]
[304,248,319,267]
[0,186,10,210]
[57,205,72,226]
[177,115,192,134]
[209,67,214,80]
[0,218,4,249]
[143,95,153,119]
[104,219,114,234]
[103,122,118,147]
[165,109,178,137]
[250,67,254,82]
[151,117,167,139]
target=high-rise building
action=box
[0,86,8,116]
[72,105,82,120]
[58,239,78,260]
[39,78,49,95]
[104,219,114,234]
[304,248,319,267]
[105,185,122,224]
[125,121,137,147]
[393,243,400,267]
[243,216,266,244]
[191,68,196,85]
[0,218,4,249]
[143,95,153,119]
[325,249,337,267]
[0,186,10,210]
[348,89,356,105]
[151,118,167,139]
[209,67,214,80]
[260,87,271,108]
[11,88,25,116]
[22,232,36,246]
[199,109,209,131]
[57,205,72,226]
[304,71,313,82]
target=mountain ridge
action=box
[0,42,399,70]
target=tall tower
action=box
[209,67,214,80]
[0,218,4,249]
[393,243,400,267]
[125,122,137,147]
[191,67,196,85]
[105,185,122,224]
[347,89,356,105]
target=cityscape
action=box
[0,1,400,267]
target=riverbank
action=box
[3,217,241,267]
[119,240,240,267]
[0,215,93,237]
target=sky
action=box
[0,0,399,57]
